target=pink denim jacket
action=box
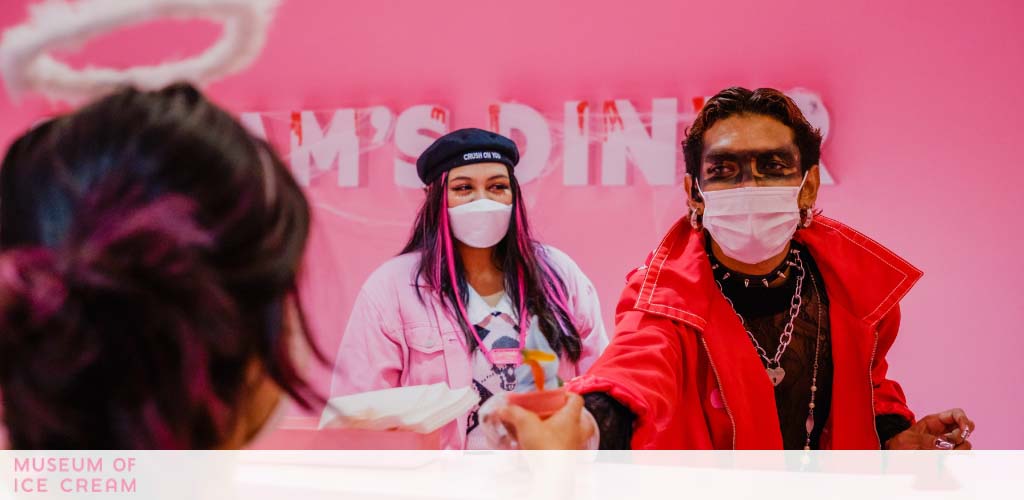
[329,246,609,449]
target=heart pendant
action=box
[767,366,786,386]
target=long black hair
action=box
[400,169,582,362]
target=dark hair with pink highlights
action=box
[400,169,582,362]
[0,83,324,449]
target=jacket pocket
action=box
[401,325,450,387]
[405,325,445,354]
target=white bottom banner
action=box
[0,451,1019,499]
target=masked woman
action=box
[330,128,608,450]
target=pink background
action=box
[1,0,1021,449]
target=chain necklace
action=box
[716,248,805,386]
[804,268,823,450]
[714,247,824,450]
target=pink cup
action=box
[506,388,568,419]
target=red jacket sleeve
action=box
[565,270,685,448]
[871,305,915,423]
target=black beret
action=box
[416,128,520,184]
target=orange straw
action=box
[522,349,556,392]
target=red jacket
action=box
[566,215,921,449]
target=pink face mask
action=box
[698,175,806,265]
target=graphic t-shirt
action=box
[463,287,558,450]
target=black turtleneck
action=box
[713,241,833,449]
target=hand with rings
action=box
[884,408,974,450]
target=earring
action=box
[690,208,703,229]
[800,207,815,228]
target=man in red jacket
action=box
[498,87,973,450]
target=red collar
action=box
[631,214,923,330]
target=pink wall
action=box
[1,0,1022,449]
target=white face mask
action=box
[447,198,513,248]
[698,175,806,265]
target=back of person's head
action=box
[0,83,320,449]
